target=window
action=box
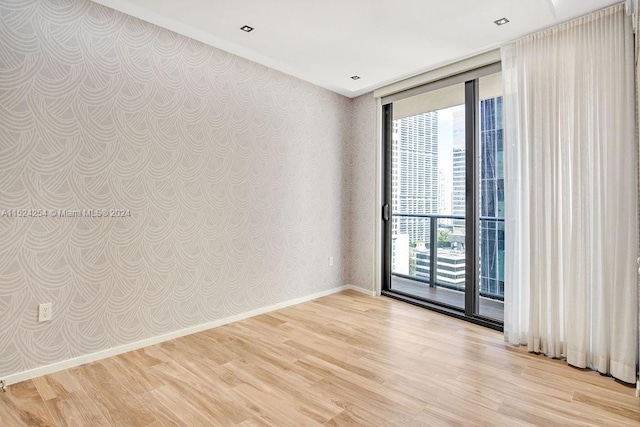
[382,63,504,329]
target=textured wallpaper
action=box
[344,94,377,291]
[0,0,353,378]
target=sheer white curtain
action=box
[633,0,640,388]
[502,3,638,384]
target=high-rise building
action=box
[414,246,466,289]
[479,96,505,298]
[452,148,465,229]
[444,97,505,299]
[391,112,439,245]
[391,234,410,275]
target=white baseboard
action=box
[2,285,352,387]
[345,284,377,296]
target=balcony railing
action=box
[391,213,505,300]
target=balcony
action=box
[390,213,504,322]
[391,276,504,321]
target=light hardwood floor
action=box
[1,290,639,426]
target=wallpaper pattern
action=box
[0,0,352,378]
[344,95,377,292]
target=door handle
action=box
[382,204,390,221]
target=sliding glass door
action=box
[382,64,504,329]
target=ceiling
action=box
[93,0,622,98]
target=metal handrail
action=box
[391,211,504,301]
[392,213,504,222]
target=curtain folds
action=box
[633,0,640,387]
[502,3,638,384]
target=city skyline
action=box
[390,96,504,300]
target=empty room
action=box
[1,0,640,425]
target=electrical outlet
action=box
[38,303,52,322]
[329,256,334,267]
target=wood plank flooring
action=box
[1,290,638,426]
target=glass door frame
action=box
[381,63,503,331]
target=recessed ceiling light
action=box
[351,75,361,80]
[240,25,254,32]
[494,18,509,26]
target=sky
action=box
[437,103,465,182]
